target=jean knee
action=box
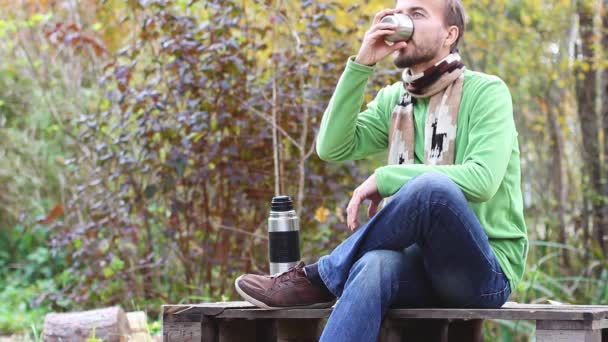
[351,250,404,284]
[395,171,461,201]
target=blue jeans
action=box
[317,172,511,342]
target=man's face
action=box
[393,0,449,69]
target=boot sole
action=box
[234,275,336,310]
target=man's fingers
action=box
[369,29,398,40]
[348,203,359,230]
[369,23,399,33]
[347,195,361,231]
[368,200,379,218]
[391,41,408,51]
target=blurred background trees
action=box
[0,0,607,340]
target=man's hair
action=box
[444,0,467,52]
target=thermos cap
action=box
[380,13,414,42]
[271,195,294,212]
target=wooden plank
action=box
[161,302,608,342]
[538,320,608,331]
[538,320,594,331]
[592,320,608,330]
[378,318,405,342]
[162,301,608,322]
[218,308,330,319]
[163,302,255,316]
[163,321,202,342]
[201,316,218,342]
[504,302,608,310]
[162,312,202,342]
[536,320,603,342]
[205,307,608,321]
[386,308,608,321]
[199,318,320,342]
[275,319,322,342]
[166,301,608,312]
[536,328,601,342]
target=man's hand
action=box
[354,9,409,66]
[346,174,383,231]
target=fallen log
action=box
[127,311,152,342]
[43,306,129,342]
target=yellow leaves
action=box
[314,205,347,224]
[189,131,206,143]
[549,71,559,81]
[474,0,493,7]
[314,206,330,223]
[189,240,205,257]
[159,148,166,163]
[531,122,546,133]
[467,8,485,26]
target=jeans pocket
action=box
[463,279,511,309]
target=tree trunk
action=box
[600,0,608,257]
[547,100,570,267]
[545,7,580,268]
[576,0,604,256]
[43,306,130,342]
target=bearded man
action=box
[235,1,528,341]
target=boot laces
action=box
[271,262,304,285]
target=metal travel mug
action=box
[380,13,414,43]
[268,196,301,275]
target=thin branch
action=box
[272,77,281,196]
[305,135,318,160]
[16,38,66,130]
[216,224,268,240]
[243,103,302,150]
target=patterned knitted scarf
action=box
[388,53,465,167]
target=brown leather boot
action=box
[235,261,336,309]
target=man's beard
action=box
[393,42,442,69]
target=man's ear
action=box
[445,26,459,49]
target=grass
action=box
[0,279,51,339]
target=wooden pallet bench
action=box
[162,301,608,342]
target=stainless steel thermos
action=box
[268,196,301,275]
[380,13,415,43]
